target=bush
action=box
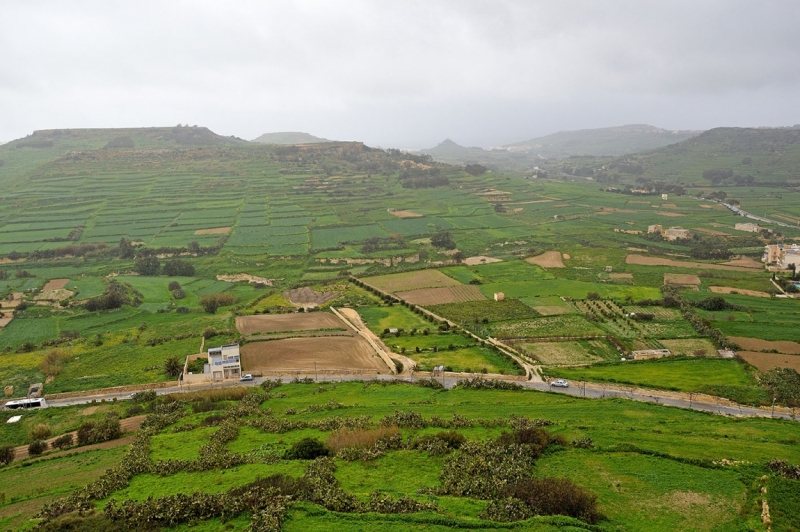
[163,259,195,277]
[130,390,157,402]
[168,281,181,291]
[502,477,601,524]
[126,404,145,416]
[77,418,121,446]
[171,288,186,299]
[28,440,48,455]
[29,423,52,441]
[0,445,14,465]
[284,437,330,460]
[52,433,74,450]
[199,293,236,314]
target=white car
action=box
[240,374,254,381]
[550,379,569,388]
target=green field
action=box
[2,381,799,531]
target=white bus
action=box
[3,397,48,410]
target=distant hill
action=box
[506,124,702,158]
[251,132,329,145]
[608,126,800,185]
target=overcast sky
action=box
[2,1,799,148]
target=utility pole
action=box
[772,397,777,418]
[314,361,318,382]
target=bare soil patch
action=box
[388,209,423,218]
[396,285,486,305]
[0,317,13,328]
[464,255,503,266]
[700,204,713,209]
[241,336,384,372]
[35,289,73,301]
[609,273,633,279]
[217,273,274,285]
[364,269,461,293]
[657,211,686,217]
[664,273,701,285]
[737,352,800,372]
[194,226,231,235]
[660,203,678,208]
[730,337,800,354]
[236,313,347,335]
[42,279,69,291]
[722,256,763,269]
[283,286,339,307]
[525,251,565,268]
[625,254,757,272]
[533,306,573,316]
[709,286,770,298]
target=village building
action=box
[183,344,242,384]
[763,243,800,269]
[735,222,760,233]
[663,227,691,241]
[647,224,663,234]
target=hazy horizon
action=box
[2,1,799,148]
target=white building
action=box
[735,222,760,233]
[208,344,242,381]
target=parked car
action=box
[240,374,254,382]
[550,379,569,388]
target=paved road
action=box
[44,374,797,422]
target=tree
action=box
[134,252,160,276]
[0,445,14,465]
[163,259,195,277]
[453,251,466,263]
[163,355,183,378]
[188,241,201,254]
[118,237,135,259]
[431,231,456,250]
[465,164,488,176]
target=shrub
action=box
[129,390,157,402]
[168,281,181,291]
[171,288,186,299]
[284,438,330,460]
[77,418,121,446]
[40,349,71,376]
[502,477,601,524]
[52,433,74,450]
[163,259,195,277]
[28,440,48,455]
[199,293,236,314]
[0,445,14,465]
[163,355,182,378]
[29,423,52,441]
[202,414,226,427]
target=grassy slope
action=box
[3,381,799,531]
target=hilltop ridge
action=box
[251,131,330,144]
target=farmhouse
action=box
[183,344,242,383]
[763,244,800,269]
[735,222,760,233]
[663,227,691,241]
[631,349,672,360]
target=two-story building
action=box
[208,344,241,381]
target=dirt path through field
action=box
[11,415,144,461]
[334,307,403,375]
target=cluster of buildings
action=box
[763,244,800,270]
[647,225,691,241]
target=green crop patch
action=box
[427,299,539,324]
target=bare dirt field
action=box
[736,351,800,372]
[194,227,231,235]
[525,251,565,268]
[0,317,12,328]
[710,286,771,298]
[388,209,423,218]
[283,286,339,307]
[216,273,274,285]
[236,313,347,335]
[610,273,633,279]
[625,254,758,272]
[722,256,763,269]
[664,273,701,285]
[659,338,717,356]
[396,285,486,305]
[656,211,686,217]
[660,203,678,208]
[364,269,461,293]
[42,279,69,291]
[241,336,384,372]
[730,337,800,354]
[464,256,503,266]
[533,306,573,316]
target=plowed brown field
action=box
[737,352,800,372]
[730,337,800,354]
[396,285,486,305]
[236,313,346,335]
[241,336,383,372]
[525,251,565,268]
[363,269,461,293]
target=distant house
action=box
[494,292,505,301]
[661,194,668,201]
[647,224,663,234]
[735,222,760,233]
[762,244,800,270]
[663,227,690,241]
